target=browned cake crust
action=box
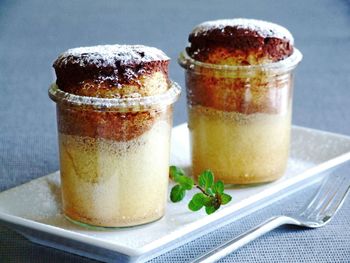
[52,45,171,141]
[187,19,294,64]
[53,45,170,98]
[182,19,295,114]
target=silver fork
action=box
[192,173,350,263]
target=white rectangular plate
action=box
[1,124,350,262]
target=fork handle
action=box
[191,216,298,263]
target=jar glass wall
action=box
[49,82,181,227]
[179,50,302,185]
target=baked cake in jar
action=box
[179,19,302,184]
[50,44,180,227]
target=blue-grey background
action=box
[0,0,349,262]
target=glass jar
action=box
[49,82,181,227]
[179,50,302,185]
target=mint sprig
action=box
[169,166,232,215]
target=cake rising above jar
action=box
[50,44,180,227]
[179,18,302,185]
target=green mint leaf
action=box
[198,170,214,190]
[221,193,232,205]
[203,196,215,207]
[192,193,207,204]
[188,193,205,211]
[188,200,203,211]
[206,188,214,196]
[169,166,233,215]
[176,176,194,190]
[204,196,215,207]
[205,205,217,215]
[169,166,193,190]
[169,166,185,180]
[170,185,185,202]
[213,180,224,194]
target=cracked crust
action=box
[187,19,294,65]
[53,44,170,98]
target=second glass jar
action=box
[179,50,302,185]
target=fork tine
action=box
[300,175,339,217]
[313,177,346,219]
[318,183,350,221]
[299,175,331,216]
[314,177,345,210]
[302,172,350,222]
[300,174,344,218]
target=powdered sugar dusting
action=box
[192,18,294,44]
[56,44,170,68]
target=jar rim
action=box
[178,48,302,74]
[48,81,181,112]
